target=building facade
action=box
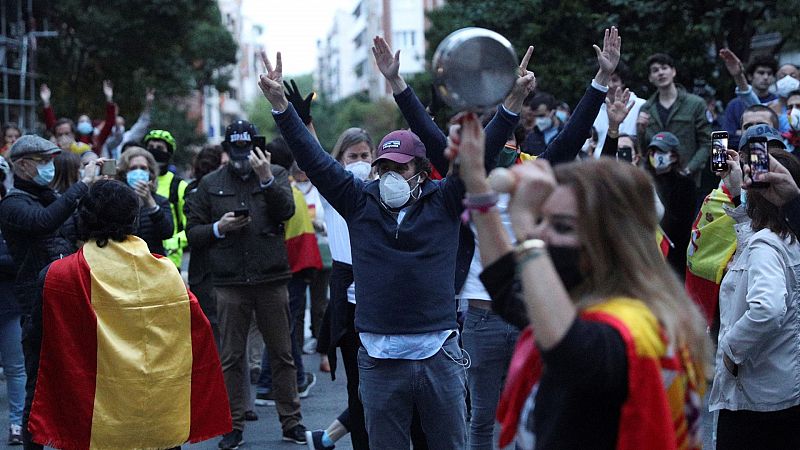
[316,0,445,102]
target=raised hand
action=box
[720,149,743,196]
[504,45,537,113]
[605,88,633,128]
[258,50,289,112]
[744,154,800,206]
[249,145,273,183]
[145,87,156,106]
[103,80,113,102]
[719,48,749,91]
[284,79,314,125]
[508,159,557,242]
[40,84,51,106]
[593,27,621,85]
[372,36,407,93]
[454,113,488,192]
[133,181,157,208]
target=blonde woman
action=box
[456,115,709,449]
[116,147,173,256]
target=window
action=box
[353,1,362,18]
[394,31,416,48]
[354,29,366,49]
[354,60,366,78]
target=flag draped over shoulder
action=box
[685,187,737,324]
[497,298,704,450]
[29,237,231,450]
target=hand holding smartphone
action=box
[711,131,729,174]
[252,135,267,152]
[100,159,117,177]
[747,136,770,188]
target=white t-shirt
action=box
[592,92,646,157]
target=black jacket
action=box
[185,165,295,286]
[0,180,87,314]
[135,193,174,257]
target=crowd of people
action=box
[0,23,799,450]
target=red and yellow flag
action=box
[29,237,231,450]
[685,187,737,324]
[285,186,322,274]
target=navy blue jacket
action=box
[274,104,464,335]
[396,84,607,294]
[722,93,777,150]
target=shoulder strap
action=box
[169,175,184,233]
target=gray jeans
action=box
[216,282,301,432]
[358,334,467,450]
[462,307,519,450]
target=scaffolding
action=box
[0,0,55,132]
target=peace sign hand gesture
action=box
[258,50,289,112]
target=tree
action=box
[425,0,798,106]
[32,0,237,155]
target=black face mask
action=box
[548,245,585,292]
[147,147,171,164]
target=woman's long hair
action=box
[554,159,710,366]
[747,149,800,242]
[50,151,81,193]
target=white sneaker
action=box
[302,338,318,355]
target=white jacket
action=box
[709,209,800,412]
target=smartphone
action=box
[711,131,729,173]
[616,146,633,163]
[100,159,117,176]
[252,135,267,151]
[747,136,770,188]
[233,208,250,218]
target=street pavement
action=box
[0,352,353,450]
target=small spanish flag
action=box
[29,237,231,450]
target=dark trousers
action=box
[258,275,306,389]
[21,321,42,450]
[717,404,800,449]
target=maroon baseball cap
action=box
[372,130,426,166]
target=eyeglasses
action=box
[25,155,54,164]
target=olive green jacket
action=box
[641,86,711,185]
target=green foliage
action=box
[33,0,237,151]
[425,0,800,106]
[246,74,403,152]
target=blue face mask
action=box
[33,160,55,186]
[555,110,569,123]
[77,121,93,135]
[126,169,150,188]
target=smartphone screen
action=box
[101,159,117,176]
[748,138,770,188]
[233,208,250,217]
[711,131,728,173]
[253,135,267,151]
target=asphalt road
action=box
[0,351,353,450]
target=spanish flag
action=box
[284,186,322,274]
[29,237,231,450]
[685,186,737,324]
[497,298,704,449]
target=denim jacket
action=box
[709,207,800,412]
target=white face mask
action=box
[379,171,421,209]
[776,75,800,98]
[535,116,553,132]
[649,151,674,174]
[345,161,372,181]
[789,108,800,131]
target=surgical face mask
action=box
[789,107,800,131]
[495,145,519,168]
[379,171,421,209]
[776,75,800,98]
[548,245,585,292]
[535,116,553,132]
[554,110,569,123]
[126,169,150,188]
[345,161,372,181]
[649,151,675,174]
[33,160,55,186]
[740,190,747,206]
[76,121,93,135]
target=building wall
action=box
[317,0,444,102]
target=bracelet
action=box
[514,238,547,270]
[463,191,499,213]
